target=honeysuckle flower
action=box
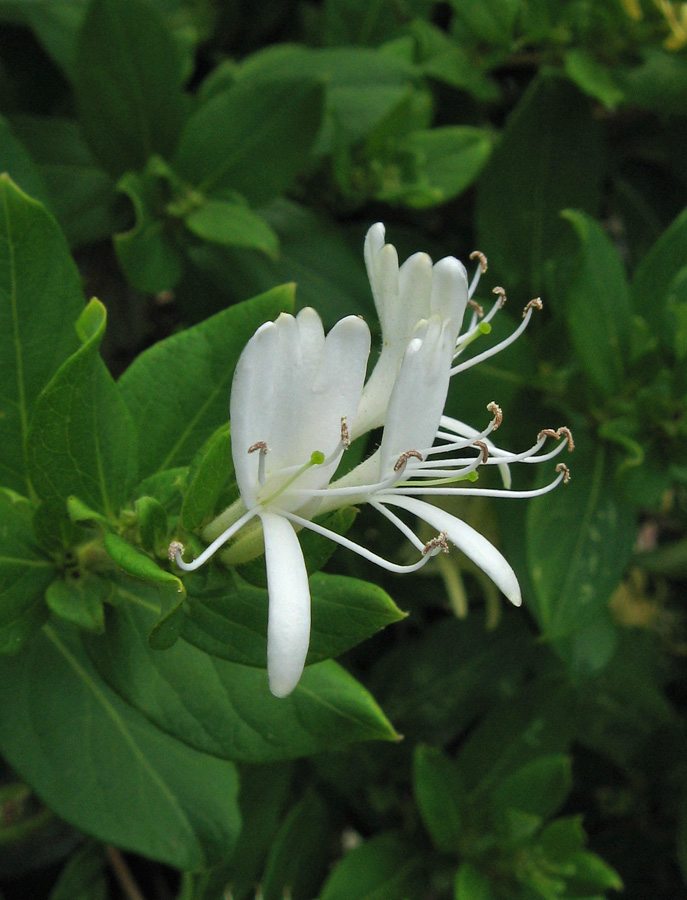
[170,227,573,699]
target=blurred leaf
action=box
[454,862,496,900]
[45,573,107,634]
[559,209,632,396]
[566,850,624,893]
[527,436,635,673]
[73,0,187,176]
[413,745,465,854]
[0,488,54,654]
[493,754,572,821]
[0,114,49,203]
[321,0,434,46]
[448,0,521,48]
[319,831,424,900]
[563,49,625,110]
[0,620,241,870]
[0,175,84,495]
[181,569,404,667]
[119,284,294,478]
[476,73,604,296]
[174,77,324,207]
[135,495,167,554]
[185,200,279,257]
[49,841,107,900]
[83,596,399,763]
[617,47,687,116]
[27,299,138,517]
[411,20,499,101]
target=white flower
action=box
[170,226,572,698]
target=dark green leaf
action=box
[185,200,279,257]
[493,754,572,821]
[319,831,424,900]
[180,422,235,532]
[413,745,465,854]
[174,77,324,206]
[83,597,398,763]
[567,850,624,893]
[454,863,496,900]
[476,74,604,296]
[135,495,168,554]
[27,299,138,517]
[0,114,49,204]
[0,488,54,654]
[73,0,187,176]
[563,50,625,109]
[0,621,241,870]
[0,175,84,495]
[119,284,294,478]
[560,210,632,396]
[49,841,107,900]
[45,573,108,633]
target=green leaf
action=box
[454,863,496,900]
[396,126,493,208]
[115,166,183,293]
[185,200,279,258]
[49,841,107,900]
[26,299,138,518]
[174,76,324,207]
[559,210,632,396]
[563,50,625,110]
[135,495,168,554]
[448,0,521,47]
[413,745,465,854]
[45,573,108,633]
[319,831,424,900]
[0,175,85,495]
[476,74,604,296]
[260,791,332,900]
[493,755,572,821]
[180,422,235,532]
[73,0,187,176]
[181,569,404,667]
[0,114,50,204]
[539,816,586,862]
[119,284,294,478]
[527,436,635,672]
[0,621,241,870]
[567,850,624,892]
[83,598,398,763]
[0,488,55,654]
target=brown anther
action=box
[492,286,507,307]
[248,441,268,454]
[473,440,489,464]
[468,299,484,318]
[523,297,543,318]
[423,532,450,555]
[537,426,575,452]
[168,540,184,562]
[487,401,503,429]
[394,449,423,472]
[340,416,350,448]
[470,250,488,273]
[556,462,571,484]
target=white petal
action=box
[431,257,468,338]
[382,494,522,606]
[261,511,312,697]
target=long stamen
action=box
[170,507,258,572]
[370,499,426,552]
[450,299,543,376]
[289,450,417,500]
[454,288,506,356]
[468,250,487,298]
[383,463,570,498]
[260,451,325,506]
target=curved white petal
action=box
[261,511,312,697]
[382,494,522,607]
[431,257,468,338]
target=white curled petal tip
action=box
[261,511,312,698]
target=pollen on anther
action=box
[470,250,488,273]
[340,416,350,448]
[487,401,503,429]
[538,426,574,452]
[394,449,423,472]
[424,532,450,555]
[556,462,571,484]
[168,540,184,562]
[473,440,489,464]
[492,286,507,307]
[468,299,484,318]
[248,441,268,454]
[523,297,543,318]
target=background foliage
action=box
[1,0,687,898]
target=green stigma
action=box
[310,450,326,465]
[478,321,492,335]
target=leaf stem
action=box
[105,845,147,900]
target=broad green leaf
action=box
[413,745,465,854]
[0,175,84,495]
[527,436,635,671]
[0,621,241,870]
[135,495,168,554]
[45,573,108,633]
[0,114,49,204]
[539,816,586,862]
[49,841,107,900]
[0,488,55,654]
[566,850,624,893]
[559,210,632,396]
[492,754,572,821]
[181,569,405,667]
[27,299,138,518]
[119,285,294,478]
[180,422,235,532]
[410,20,499,101]
[73,0,187,176]
[476,74,604,296]
[83,597,398,763]
[617,47,687,116]
[185,200,279,258]
[174,77,324,207]
[563,50,625,110]
[319,831,424,900]
[396,126,493,208]
[115,166,184,293]
[454,863,496,900]
[261,792,332,900]
[10,115,115,248]
[448,0,521,47]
